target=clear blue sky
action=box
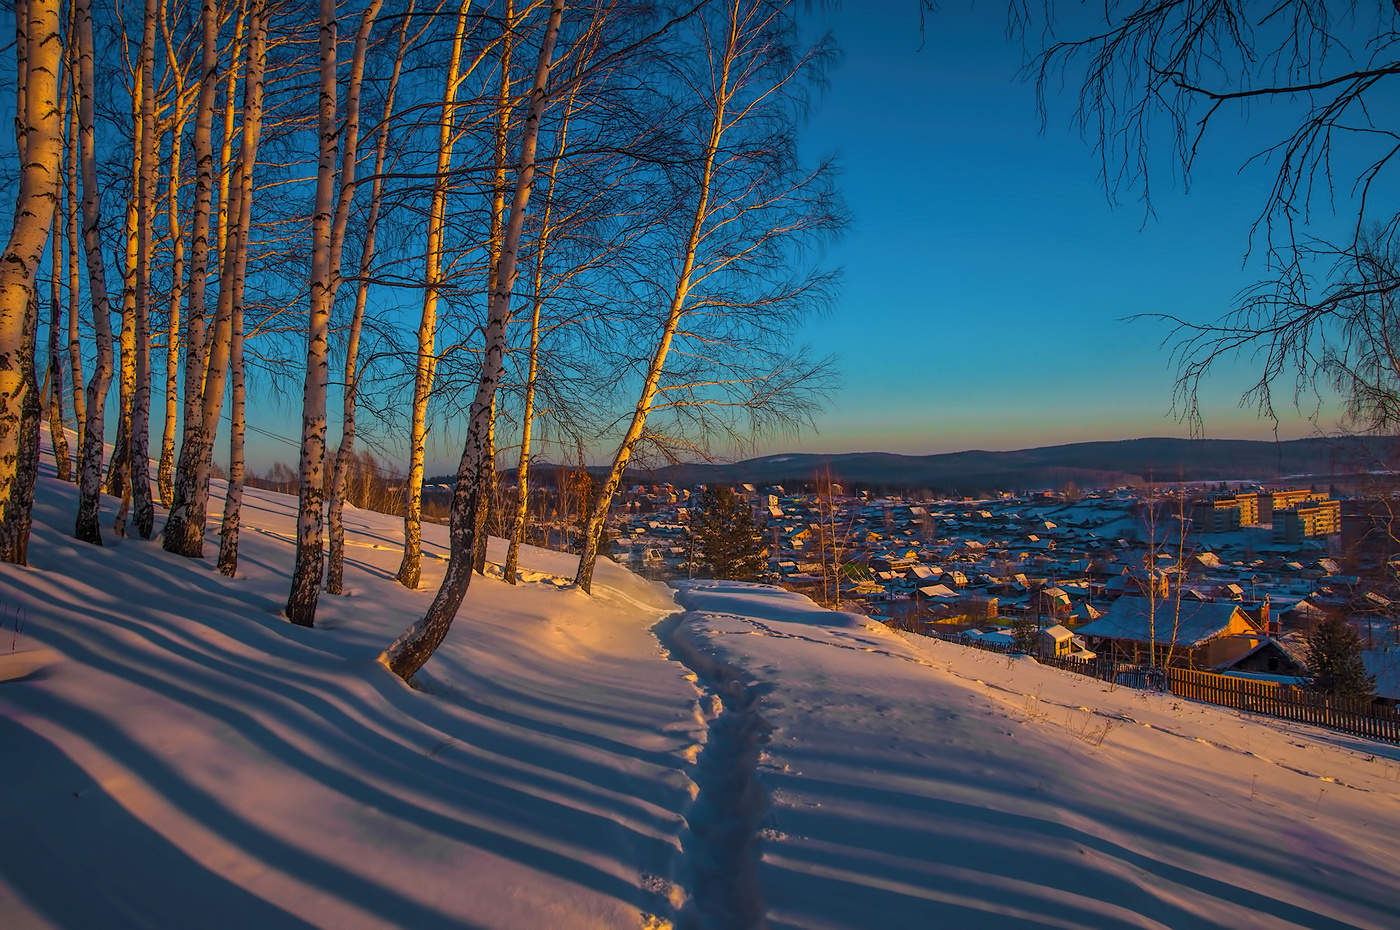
[763,1,1346,459]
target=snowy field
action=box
[3,435,1400,928]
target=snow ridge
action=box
[654,610,773,930]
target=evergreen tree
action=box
[1010,617,1040,655]
[1305,616,1375,699]
[694,486,767,581]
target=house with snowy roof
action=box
[1075,597,1268,669]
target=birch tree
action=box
[0,0,63,563]
[45,215,69,482]
[381,0,565,680]
[206,0,269,569]
[286,0,382,625]
[127,0,160,539]
[165,0,267,558]
[162,0,222,555]
[327,0,415,596]
[573,0,839,593]
[157,2,194,508]
[73,0,117,545]
[468,0,517,578]
[395,0,474,591]
[63,20,83,454]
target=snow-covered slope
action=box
[0,445,704,929]
[6,435,1400,929]
[667,580,1400,930]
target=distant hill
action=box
[501,436,1400,495]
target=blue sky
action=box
[767,1,1348,458]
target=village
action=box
[606,480,1400,705]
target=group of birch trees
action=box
[0,0,839,681]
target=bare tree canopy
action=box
[1018,1,1400,432]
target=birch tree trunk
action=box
[474,4,513,578]
[286,0,341,624]
[107,29,145,505]
[105,189,137,519]
[396,0,472,590]
[165,0,266,559]
[44,45,71,482]
[381,0,564,681]
[328,0,406,597]
[289,0,382,618]
[0,0,62,563]
[128,0,159,539]
[213,9,246,315]
[73,0,117,545]
[573,2,736,594]
[64,23,84,455]
[504,68,579,583]
[163,0,221,555]
[157,9,190,509]
[215,248,247,577]
[46,214,69,481]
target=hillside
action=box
[559,435,1400,493]
[4,434,1400,928]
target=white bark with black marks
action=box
[1,0,62,562]
[73,0,116,545]
[381,0,565,681]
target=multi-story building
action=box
[1191,501,1242,534]
[1221,494,1260,526]
[1275,499,1342,543]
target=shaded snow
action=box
[670,580,1400,930]
[0,441,703,929]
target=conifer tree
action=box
[694,485,766,581]
[1305,616,1375,699]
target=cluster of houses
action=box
[604,481,1400,699]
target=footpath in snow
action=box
[666,580,1400,930]
[0,446,707,929]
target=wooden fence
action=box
[1166,667,1400,743]
[906,623,1400,744]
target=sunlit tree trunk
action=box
[73,0,117,545]
[213,8,246,328]
[163,0,221,555]
[157,7,190,509]
[504,68,578,583]
[166,0,266,559]
[0,0,62,563]
[127,0,159,539]
[106,186,137,526]
[396,0,472,590]
[46,214,69,482]
[382,0,565,680]
[63,22,83,455]
[44,45,71,482]
[574,3,736,594]
[328,0,410,596]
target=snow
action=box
[1,438,703,929]
[667,580,1400,929]
[5,431,1400,928]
